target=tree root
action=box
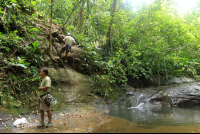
[48,51,59,63]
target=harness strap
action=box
[40,92,50,97]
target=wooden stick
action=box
[3,7,6,18]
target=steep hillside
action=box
[0,0,122,115]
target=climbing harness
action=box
[38,92,54,108]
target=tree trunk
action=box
[71,12,75,25]
[49,0,53,55]
[49,0,58,62]
[77,0,86,33]
[106,0,117,53]
[83,0,90,35]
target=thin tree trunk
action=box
[71,12,75,25]
[49,0,58,62]
[77,0,86,33]
[62,0,80,29]
[163,53,168,80]
[83,0,90,35]
[106,0,117,53]
[49,0,53,58]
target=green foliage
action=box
[0,93,3,106]
[92,74,121,99]
[29,41,39,51]
[1,0,200,106]
[78,0,200,90]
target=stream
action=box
[92,106,200,133]
[1,80,200,133]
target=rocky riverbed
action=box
[1,76,200,133]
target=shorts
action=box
[39,95,51,111]
[60,44,70,53]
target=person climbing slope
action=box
[59,32,76,62]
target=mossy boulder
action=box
[39,67,95,105]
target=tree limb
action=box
[3,7,6,18]
[62,0,80,30]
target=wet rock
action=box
[126,92,134,95]
[101,81,200,110]
[147,76,196,86]
[181,77,196,83]
[147,82,200,107]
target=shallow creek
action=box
[92,106,200,133]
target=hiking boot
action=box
[46,121,53,128]
[37,121,45,128]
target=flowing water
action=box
[92,106,200,133]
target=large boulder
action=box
[148,82,200,107]
[65,46,86,73]
[69,46,85,60]
[92,84,157,111]
[40,67,95,104]
[105,80,200,110]
[147,76,196,86]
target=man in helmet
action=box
[59,33,76,62]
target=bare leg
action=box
[47,110,52,121]
[70,46,72,53]
[62,52,66,62]
[65,52,68,61]
[40,110,44,122]
[59,52,62,59]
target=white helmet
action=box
[67,33,71,36]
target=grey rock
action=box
[148,76,196,86]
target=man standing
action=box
[37,69,53,128]
[59,32,76,62]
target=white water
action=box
[127,103,145,109]
[136,94,144,106]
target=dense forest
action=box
[1,0,200,106]
[35,0,200,82]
